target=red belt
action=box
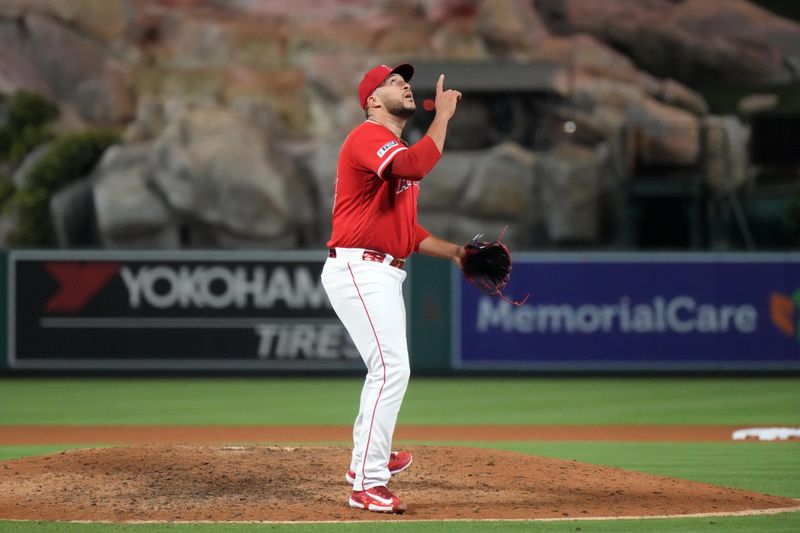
[328,248,405,270]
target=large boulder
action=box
[419,151,480,211]
[50,177,100,247]
[0,0,128,43]
[640,75,708,117]
[0,13,134,125]
[91,143,177,248]
[419,143,538,249]
[538,34,708,116]
[460,142,538,220]
[150,104,314,247]
[535,34,641,84]
[155,15,288,70]
[536,0,800,85]
[439,97,494,150]
[430,18,491,59]
[0,34,51,97]
[536,142,604,243]
[626,97,701,170]
[477,0,549,56]
[426,144,537,217]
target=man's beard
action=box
[385,98,416,119]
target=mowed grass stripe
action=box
[1,378,798,425]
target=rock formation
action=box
[0,0,795,250]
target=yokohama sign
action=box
[9,251,360,370]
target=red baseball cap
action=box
[358,63,414,109]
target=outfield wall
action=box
[1,250,799,374]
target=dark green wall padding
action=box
[408,254,452,374]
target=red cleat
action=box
[348,485,406,514]
[345,450,413,484]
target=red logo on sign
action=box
[43,262,121,312]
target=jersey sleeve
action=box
[351,127,409,180]
[385,135,441,181]
[413,223,431,252]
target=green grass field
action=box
[3,377,798,425]
[0,377,798,532]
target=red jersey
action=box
[327,120,440,259]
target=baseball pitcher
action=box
[321,63,517,514]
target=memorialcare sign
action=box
[9,251,360,370]
[455,254,800,371]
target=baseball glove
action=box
[460,226,529,306]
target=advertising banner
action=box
[455,253,800,371]
[9,251,362,370]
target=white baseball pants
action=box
[321,248,410,491]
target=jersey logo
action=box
[396,179,416,195]
[377,140,398,158]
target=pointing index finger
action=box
[436,74,444,94]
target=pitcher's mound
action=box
[0,445,797,522]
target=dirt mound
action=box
[0,445,797,522]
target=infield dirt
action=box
[1,444,798,522]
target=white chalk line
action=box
[2,503,799,525]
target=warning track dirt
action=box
[0,424,787,445]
